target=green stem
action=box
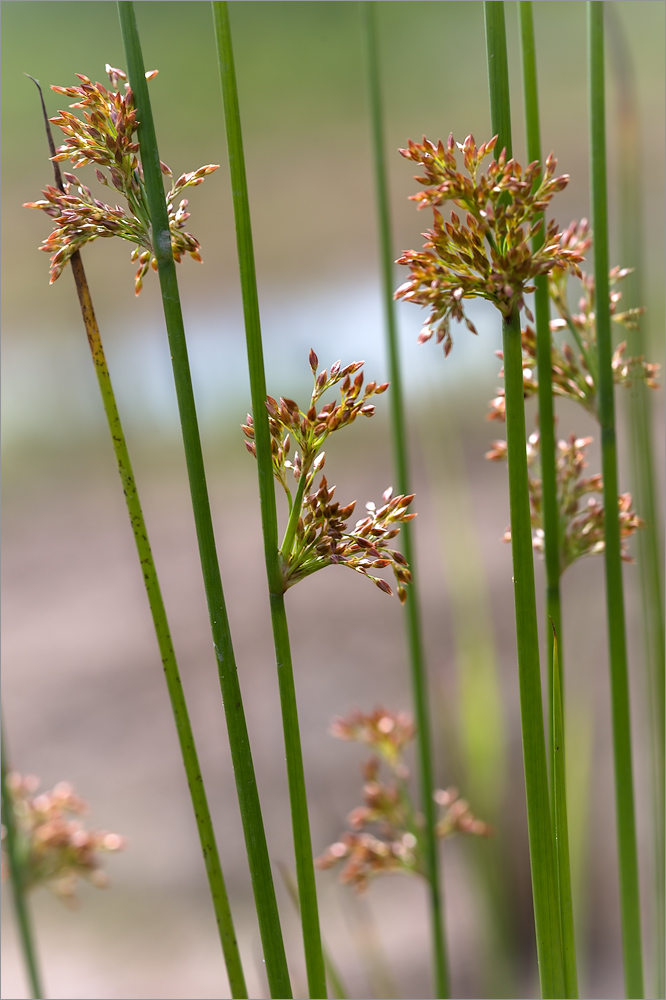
[31,72,244,998]
[361,3,448,996]
[502,307,566,1000]
[551,628,579,998]
[118,6,291,997]
[71,250,246,997]
[277,863,350,1000]
[518,1,563,759]
[587,6,644,996]
[484,6,565,996]
[1,726,45,1000]
[607,9,665,994]
[280,471,310,562]
[211,3,326,996]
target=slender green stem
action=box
[485,3,513,165]
[277,864,350,1000]
[211,3,326,996]
[587,6,644,996]
[280,472,309,562]
[485,6,566,996]
[71,250,247,998]
[502,307,566,1000]
[30,73,244,997]
[361,3,448,996]
[518,0,563,765]
[1,726,44,1000]
[607,9,665,994]
[551,628,579,998]
[118,6,292,997]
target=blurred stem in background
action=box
[360,3,449,996]
[484,4,566,996]
[118,4,292,996]
[517,0,563,779]
[1,725,44,1000]
[211,2,326,997]
[587,5,644,997]
[26,73,246,998]
[606,8,665,996]
[587,0,643,1000]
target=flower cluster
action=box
[242,352,415,601]
[329,706,415,769]
[1,774,125,905]
[316,708,491,892]
[24,65,218,294]
[488,226,659,420]
[486,432,644,570]
[395,134,584,354]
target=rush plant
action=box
[7,3,662,999]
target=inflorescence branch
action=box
[486,431,644,571]
[395,133,585,355]
[242,351,415,601]
[485,225,658,571]
[24,65,218,294]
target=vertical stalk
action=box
[210,3,326,996]
[70,250,248,999]
[29,75,246,997]
[501,307,566,1000]
[1,726,45,1000]
[484,5,565,996]
[607,9,665,994]
[360,3,449,997]
[587,5,644,996]
[551,629,579,998]
[518,0,563,766]
[117,6,291,997]
[277,863,350,1000]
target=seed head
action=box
[396,134,584,353]
[24,65,218,293]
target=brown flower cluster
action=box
[395,134,584,354]
[289,481,414,601]
[1,773,125,905]
[488,224,659,420]
[24,65,218,293]
[242,352,415,601]
[316,708,491,892]
[486,432,644,570]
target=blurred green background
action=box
[2,3,664,999]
